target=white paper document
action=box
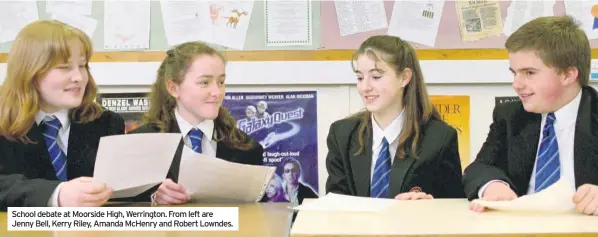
[202,0,254,49]
[46,0,92,16]
[178,152,276,203]
[160,0,211,46]
[293,193,397,212]
[264,0,312,46]
[103,1,151,50]
[0,1,39,43]
[93,133,181,198]
[52,14,98,37]
[564,0,598,40]
[334,0,388,36]
[503,0,556,37]
[472,179,576,213]
[387,0,445,47]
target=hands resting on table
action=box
[468,182,598,216]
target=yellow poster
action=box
[430,95,470,170]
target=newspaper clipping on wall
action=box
[456,0,503,41]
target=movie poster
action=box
[97,93,149,133]
[222,91,319,205]
[430,95,470,169]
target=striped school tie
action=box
[188,128,203,153]
[42,116,67,181]
[534,113,560,192]
[371,137,391,198]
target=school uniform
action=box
[127,109,264,201]
[325,110,465,198]
[0,109,125,210]
[463,86,598,200]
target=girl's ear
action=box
[165,79,179,98]
[400,68,412,88]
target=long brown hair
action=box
[351,35,439,159]
[0,20,102,143]
[144,41,254,150]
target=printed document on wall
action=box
[503,0,555,36]
[265,0,312,46]
[334,0,388,36]
[456,0,503,41]
[160,0,211,46]
[564,0,598,40]
[46,0,92,15]
[104,1,150,50]
[201,0,254,49]
[0,1,39,43]
[387,0,445,47]
[52,14,98,38]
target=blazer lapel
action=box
[509,111,541,195]
[168,123,185,182]
[573,87,598,188]
[387,137,416,198]
[24,124,56,179]
[349,124,372,197]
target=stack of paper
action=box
[293,193,397,212]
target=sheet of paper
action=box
[456,0,503,41]
[103,1,150,50]
[563,0,598,40]
[52,14,97,37]
[178,152,276,203]
[202,0,254,49]
[264,0,312,46]
[503,0,556,36]
[160,0,211,46]
[293,193,397,212]
[472,179,576,213]
[334,0,388,36]
[46,0,92,15]
[0,1,39,43]
[387,0,445,47]
[93,133,181,198]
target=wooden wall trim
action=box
[1,49,598,63]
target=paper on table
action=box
[178,152,276,203]
[293,192,397,212]
[52,14,98,37]
[472,179,576,213]
[93,133,181,198]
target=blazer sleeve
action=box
[432,128,465,198]
[462,106,513,200]
[324,123,351,195]
[248,140,264,166]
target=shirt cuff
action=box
[478,180,510,198]
[47,182,65,207]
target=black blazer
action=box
[463,86,598,200]
[325,114,465,198]
[127,121,264,201]
[0,110,125,210]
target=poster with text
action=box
[97,93,149,133]
[223,91,318,205]
[431,95,470,169]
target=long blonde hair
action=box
[0,20,102,143]
[144,41,254,150]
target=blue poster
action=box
[223,91,319,204]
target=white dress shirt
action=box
[35,109,70,207]
[478,90,581,197]
[174,109,218,160]
[370,110,405,181]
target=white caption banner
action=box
[7,207,238,231]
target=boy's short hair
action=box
[505,16,591,86]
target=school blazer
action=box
[0,110,125,210]
[463,86,598,200]
[325,115,465,198]
[127,122,264,201]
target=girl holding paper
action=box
[325,35,465,200]
[0,20,125,210]
[129,41,263,205]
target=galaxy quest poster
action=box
[223,91,319,204]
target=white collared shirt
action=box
[174,109,218,160]
[370,110,405,181]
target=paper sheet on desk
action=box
[93,133,181,198]
[293,193,397,212]
[472,179,576,212]
[178,152,276,203]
